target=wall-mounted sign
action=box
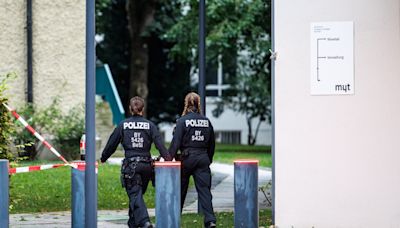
[310,21,354,95]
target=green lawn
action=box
[112,144,271,167]
[152,210,273,227]
[213,151,271,167]
[214,144,271,167]
[214,144,270,153]
[10,166,71,213]
[9,144,271,213]
[9,164,154,214]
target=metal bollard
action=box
[234,160,259,228]
[0,160,9,228]
[155,161,181,228]
[71,162,86,228]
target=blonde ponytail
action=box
[182,92,201,116]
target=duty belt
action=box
[125,156,152,163]
[121,156,151,188]
[182,149,207,156]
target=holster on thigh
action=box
[125,174,143,189]
[121,160,140,188]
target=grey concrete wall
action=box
[0,0,85,111]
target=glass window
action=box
[215,131,241,144]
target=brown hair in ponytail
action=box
[129,96,145,116]
[182,92,201,116]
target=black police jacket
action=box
[169,112,215,162]
[101,115,171,162]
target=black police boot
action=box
[141,221,154,228]
[205,221,217,228]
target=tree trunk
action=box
[247,117,255,145]
[246,116,262,146]
[252,117,263,145]
[126,0,156,115]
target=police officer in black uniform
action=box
[101,96,171,228]
[169,92,217,228]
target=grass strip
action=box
[150,210,273,227]
[9,143,271,213]
[9,164,154,213]
[213,151,271,167]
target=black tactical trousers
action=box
[181,153,216,225]
[123,162,152,228]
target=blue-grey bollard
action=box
[0,160,9,228]
[234,160,259,228]
[72,162,86,228]
[155,161,181,228]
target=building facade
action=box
[160,97,272,146]
[0,0,85,111]
[161,53,272,146]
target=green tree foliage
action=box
[147,0,192,123]
[215,72,270,145]
[0,74,84,160]
[95,0,271,135]
[165,0,271,145]
[165,0,270,62]
[11,98,84,161]
[12,99,64,159]
[0,73,16,159]
[96,0,192,123]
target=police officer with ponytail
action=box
[169,92,217,228]
[101,96,171,228]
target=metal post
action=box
[198,0,206,213]
[85,0,97,226]
[0,160,9,228]
[198,0,206,115]
[155,162,181,228]
[72,162,86,228]
[271,0,276,224]
[26,0,33,103]
[234,160,259,228]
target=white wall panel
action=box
[274,0,400,227]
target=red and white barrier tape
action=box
[8,162,98,174]
[8,163,66,174]
[2,103,70,165]
[73,162,99,173]
[8,162,97,174]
